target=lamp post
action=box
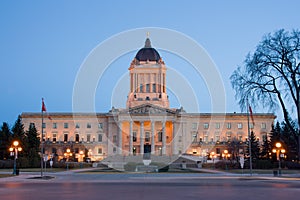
[272,142,285,176]
[64,148,72,170]
[222,150,230,170]
[210,151,216,169]
[9,141,22,175]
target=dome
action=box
[135,38,161,62]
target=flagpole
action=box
[247,99,253,176]
[41,99,44,177]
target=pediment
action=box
[128,104,176,115]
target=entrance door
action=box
[144,144,151,159]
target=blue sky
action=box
[1,0,299,126]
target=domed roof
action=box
[135,38,161,62]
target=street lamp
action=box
[64,148,72,170]
[222,150,230,170]
[9,141,22,175]
[272,142,285,176]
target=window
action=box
[204,135,208,142]
[226,123,231,129]
[238,135,243,141]
[52,148,57,154]
[113,147,117,153]
[113,135,117,143]
[98,123,103,130]
[75,134,79,142]
[98,134,103,142]
[152,84,156,92]
[64,123,68,129]
[52,133,57,142]
[237,123,243,129]
[87,134,91,142]
[29,123,35,128]
[261,123,266,129]
[226,132,231,141]
[215,135,220,142]
[215,123,220,129]
[52,123,57,129]
[42,123,46,128]
[158,131,163,142]
[146,84,150,92]
[250,123,254,129]
[203,123,209,129]
[133,132,137,142]
[140,84,143,92]
[192,132,197,143]
[262,134,267,141]
[145,132,150,142]
[87,123,91,128]
[216,148,221,154]
[178,136,182,142]
[192,123,197,130]
[75,123,80,129]
[75,148,79,154]
[64,134,68,142]
[98,148,103,154]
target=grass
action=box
[218,168,300,174]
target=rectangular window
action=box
[87,123,91,128]
[52,148,57,154]
[113,147,117,153]
[192,132,197,143]
[192,123,197,130]
[64,134,68,142]
[238,135,243,141]
[133,132,137,142]
[113,135,117,143]
[226,123,231,129]
[64,123,68,129]
[42,123,46,128]
[98,123,103,130]
[237,123,243,129]
[178,136,182,142]
[146,84,150,92]
[87,134,91,142]
[216,135,220,142]
[98,148,103,154]
[158,131,163,142]
[203,123,209,129]
[152,84,156,92]
[29,123,35,128]
[75,148,79,154]
[75,123,80,129]
[75,134,79,142]
[215,123,220,129]
[262,134,267,141]
[216,148,221,154]
[145,132,150,142]
[52,133,57,142]
[204,135,208,142]
[261,123,266,129]
[98,134,103,142]
[140,84,143,92]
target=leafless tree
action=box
[230,29,300,159]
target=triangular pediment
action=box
[127,104,176,115]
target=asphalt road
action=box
[1,173,300,200]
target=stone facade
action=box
[21,37,276,162]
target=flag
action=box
[249,106,255,125]
[41,98,52,120]
[42,98,47,112]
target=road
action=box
[0,172,300,200]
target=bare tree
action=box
[230,29,300,159]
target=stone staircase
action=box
[99,155,179,171]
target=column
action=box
[172,121,177,155]
[151,121,155,155]
[107,121,113,155]
[140,121,144,155]
[129,121,133,155]
[162,121,166,155]
[118,121,122,155]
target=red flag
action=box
[249,106,255,125]
[42,98,46,112]
[41,98,52,120]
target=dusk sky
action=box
[1,0,300,126]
